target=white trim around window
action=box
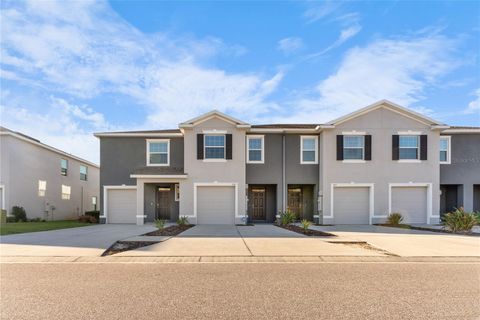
[204,134,226,160]
[246,135,264,164]
[439,136,451,164]
[146,139,170,166]
[300,135,318,164]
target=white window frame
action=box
[246,135,264,164]
[60,158,68,176]
[38,180,47,197]
[146,139,170,166]
[61,184,71,200]
[343,135,365,161]
[300,136,318,164]
[204,134,226,161]
[439,136,451,164]
[398,135,420,161]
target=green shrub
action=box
[78,215,97,223]
[0,209,6,224]
[277,209,296,226]
[442,208,477,233]
[177,216,189,226]
[29,217,43,222]
[11,206,27,222]
[6,216,16,223]
[85,210,100,221]
[300,219,312,233]
[474,212,480,225]
[386,212,403,225]
[154,219,166,229]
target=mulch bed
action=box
[375,224,480,236]
[143,224,193,236]
[277,224,336,237]
[102,241,156,256]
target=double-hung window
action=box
[147,140,169,166]
[343,136,364,160]
[399,135,419,160]
[439,136,451,164]
[38,180,46,197]
[61,185,71,200]
[80,165,88,181]
[204,135,225,159]
[61,159,68,176]
[247,136,264,163]
[300,136,318,164]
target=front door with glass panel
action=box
[156,187,171,220]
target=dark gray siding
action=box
[99,136,184,216]
[100,137,184,186]
[440,134,480,211]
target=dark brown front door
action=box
[156,187,170,220]
[288,188,303,219]
[251,188,266,221]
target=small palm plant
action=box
[300,219,312,234]
[154,219,166,229]
[177,216,189,226]
[386,213,403,226]
[442,208,477,233]
[277,209,296,226]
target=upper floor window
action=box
[343,136,364,160]
[204,135,225,159]
[439,136,451,164]
[247,135,264,163]
[300,136,318,164]
[80,165,88,181]
[61,159,68,176]
[61,185,71,200]
[38,180,46,197]
[399,135,419,160]
[147,139,170,166]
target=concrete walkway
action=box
[115,224,384,257]
[311,225,480,257]
[0,224,156,257]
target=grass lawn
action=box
[0,220,93,236]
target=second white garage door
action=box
[197,186,235,225]
[107,189,137,224]
[333,187,370,224]
[391,187,427,224]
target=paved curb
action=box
[1,256,479,264]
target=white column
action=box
[136,179,145,225]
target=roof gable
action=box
[179,110,249,128]
[326,100,447,128]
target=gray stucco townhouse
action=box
[94,100,480,225]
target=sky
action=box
[1,0,479,164]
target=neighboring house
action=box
[95,100,480,226]
[439,127,480,213]
[0,127,99,220]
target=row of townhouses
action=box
[0,127,99,220]
[95,100,480,226]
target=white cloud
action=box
[0,96,113,163]
[0,0,282,161]
[276,34,461,123]
[463,88,480,115]
[277,37,304,55]
[303,1,342,24]
[306,24,362,59]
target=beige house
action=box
[0,127,99,220]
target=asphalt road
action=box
[1,262,479,320]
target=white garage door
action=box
[107,189,137,224]
[197,186,235,225]
[391,187,427,224]
[333,187,370,224]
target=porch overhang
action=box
[130,174,188,179]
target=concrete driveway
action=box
[0,224,156,257]
[311,225,480,257]
[115,224,384,257]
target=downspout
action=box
[282,133,286,212]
